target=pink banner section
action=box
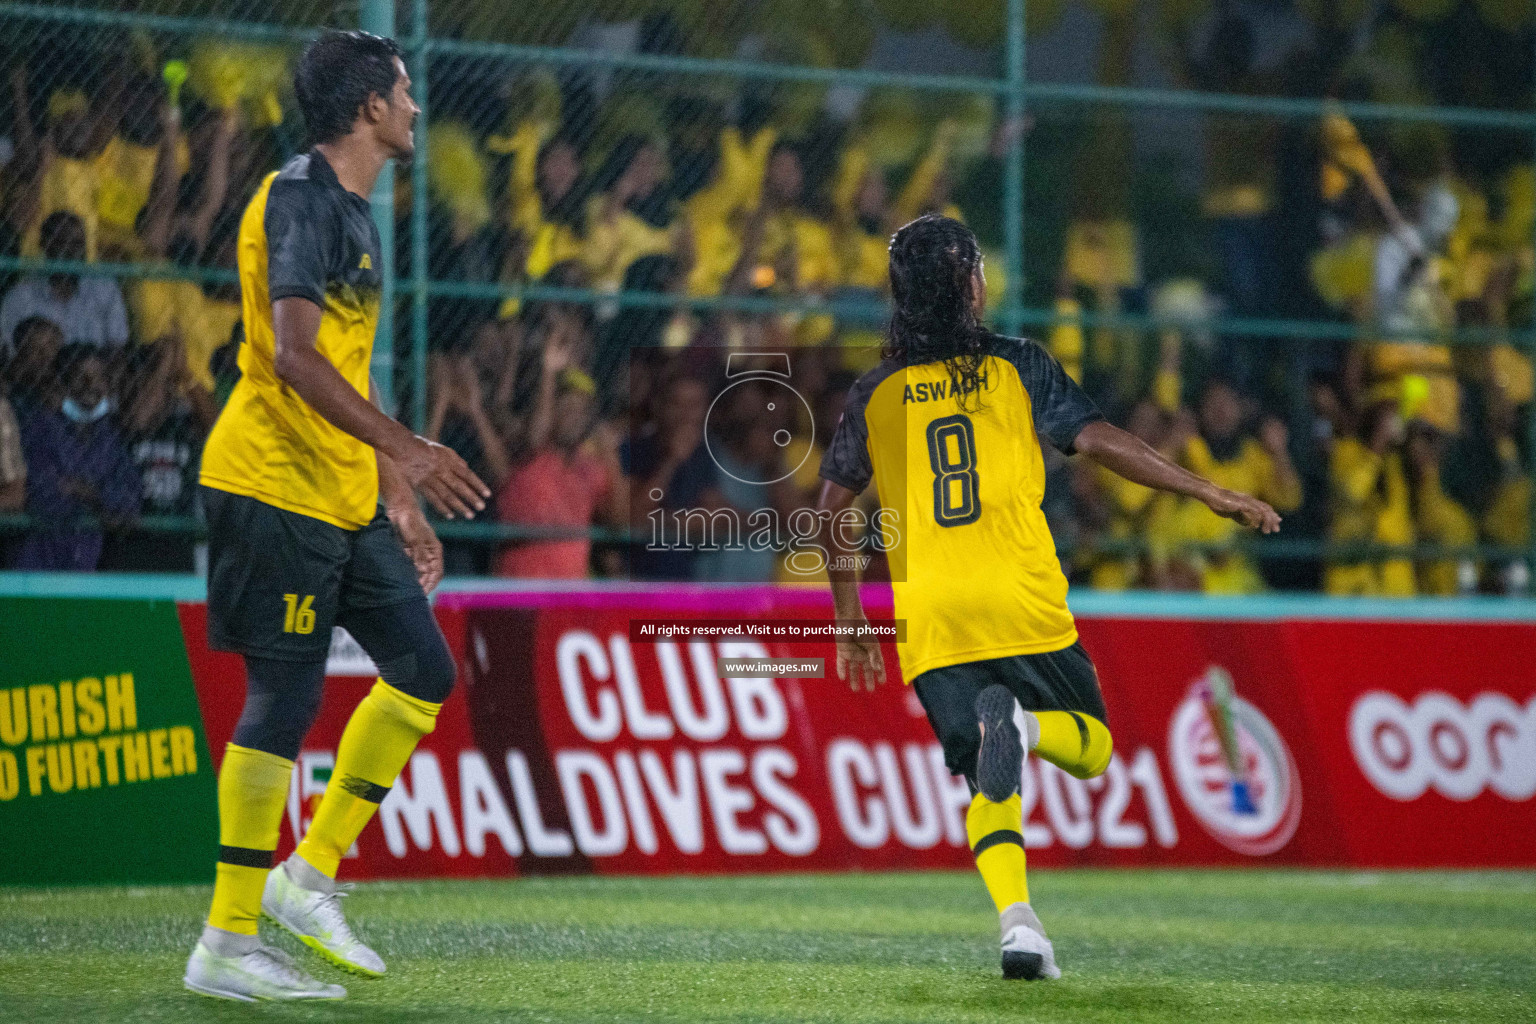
[178,588,1536,878]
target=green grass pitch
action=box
[2,870,1532,1023]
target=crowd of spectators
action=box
[0,2,1531,596]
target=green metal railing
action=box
[0,510,1523,568]
[2,0,1534,579]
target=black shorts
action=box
[912,642,1108,787]
[203,486,422,662]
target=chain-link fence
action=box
[0,1,1532,594]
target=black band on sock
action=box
[218,845,275,869]
[1068,711,1091,758]
[971,829,1025,857]
[338,774,391,804]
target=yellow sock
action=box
[967,792,1028,912]
[1034,711,1113,780]
[207,744,294,935]
[295,680,440,879]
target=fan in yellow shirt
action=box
[584,136,684,292]
[1166,381,1302,592]
[94,75,193,260]
[11,83,109,262]
[683,124,777,297]
[1324,402,1416,596]
[1404,422,1477,595]
[490,121,588,287]
[1478,398,1529,594]
[1081,400,1179,590]
[1483,453,1530,596]
[831,121,965,293]
[133,228,241,418]
[753,143,837,294]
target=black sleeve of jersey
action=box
[818,378,876,493]
[265,180,338,306]
[1001,337,1104,454]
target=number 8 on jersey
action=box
[927,414,981,527]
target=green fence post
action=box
[362,0,395,412]
[1528,27,1536,590]
[411,0,429,434]
[1001,0,1026,337]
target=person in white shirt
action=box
[0,211,128,354]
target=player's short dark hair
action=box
[885,214,988,407]
[294,30,404,145]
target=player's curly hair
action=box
[884,215,988,409]
[294,30,404,146]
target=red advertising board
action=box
[176,587,1536,878]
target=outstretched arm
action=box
[1072,419,1282,534]
[815,480,886,691]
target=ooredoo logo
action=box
[1348,691,1536,802]
[1166,667,1302,856]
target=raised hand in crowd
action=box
[425,353,459,443]
[524,329,579,456]
[454,353,510,489]
[4,65,42,234]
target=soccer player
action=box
[183,32,490,1002]
[816,215,1280,980]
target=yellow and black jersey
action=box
[820,335,1103,680]
[200,150,383,530]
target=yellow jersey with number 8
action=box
[820,335,1103,680]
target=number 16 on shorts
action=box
[282,593,317,635]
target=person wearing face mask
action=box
[12,344,140,570]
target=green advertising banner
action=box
[0,598,216,884]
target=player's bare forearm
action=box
[1074,421,1216,501]
[371,380,416,514]
[371,379,445,592]
[816,480,865,618]
[816,480,886,690]
[273,297,490,519]
[1074,420,1282,534]
[274,298,416,457]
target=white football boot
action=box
[1000,902,1061,980]
[184,940,347,1002]
[262,861,386,977]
